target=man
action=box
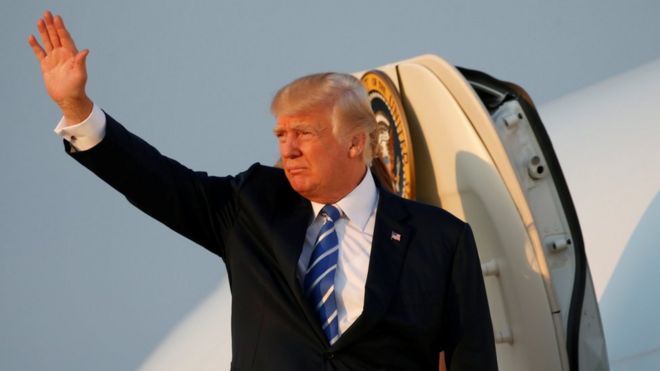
[29,11,497,370]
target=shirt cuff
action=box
[53,103,107,152]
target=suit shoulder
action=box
[232,163,286,186]
[403,195,465,226]
[383,191,467,238]
[232,163,301,200]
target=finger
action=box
[37,19,53,52]
[28,34,47,61]
[75,49,89,68]
[54,14,78,52]
[44,11,61,48]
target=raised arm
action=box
[28,11,93,124]
[27,11,240,258]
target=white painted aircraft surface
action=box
[139,55,660,371]
[540,59,660,370]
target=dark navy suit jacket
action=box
[65,113,498,371]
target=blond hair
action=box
[271,73,377,163]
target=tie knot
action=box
[322,204,340,222]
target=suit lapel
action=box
[332,191,413,350]
[268,194,327,343]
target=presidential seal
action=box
[361,70,415,200]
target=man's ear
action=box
[348,132,366,159]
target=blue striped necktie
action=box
[304,204,341,345]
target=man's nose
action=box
[280,135,301,159]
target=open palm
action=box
[29,11,91,121]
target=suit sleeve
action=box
[64,112,242,258]
[442,223,498,371]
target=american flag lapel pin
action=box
[390,231,401,242]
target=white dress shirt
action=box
[296,172,379,336]
[53,104,106,151]
[54,105,379,337]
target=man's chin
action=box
[286,177,315,199]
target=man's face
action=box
[274,110,358,203]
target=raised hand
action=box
[28,11,93,124]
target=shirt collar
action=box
[310,169,379,231]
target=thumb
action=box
[75,49,89,68]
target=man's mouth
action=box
[286,167,306,175]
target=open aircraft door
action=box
[358,55,609,371]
